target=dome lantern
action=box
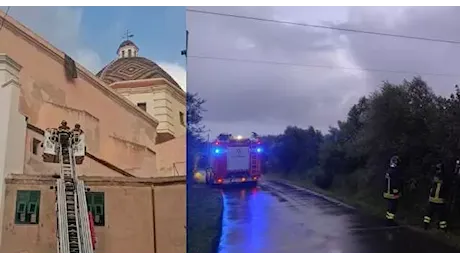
[117,30,139,58]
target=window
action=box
[179,112,185,126]
[137,102,147,111]
[122,50,125,57]
[32,138,41,155]
[86,192,105,226]
[128,49,132,57]
[15,190,40,224]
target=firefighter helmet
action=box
[390,155,400,168]
[435,162,444,177]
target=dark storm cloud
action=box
[335,7,460,96]
[187,7,460,137]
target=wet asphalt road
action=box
[217,180,460,253]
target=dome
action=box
[96,56,180,88]
[96,39,181,89]
[119,40,136,49]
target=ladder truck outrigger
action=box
[42,121,95,253]
[205,133,263,187]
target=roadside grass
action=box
[264,173,382,214]
[265,173,460,250]
[187,183,223,253]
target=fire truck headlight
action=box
[236,135,243,140]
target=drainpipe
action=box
[150,185,157,253]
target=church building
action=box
[0,9,185,253]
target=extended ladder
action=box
[250,151,258,174]
[56,134,93,253]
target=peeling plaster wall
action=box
[155,135,185,177]
[25,128,125,178]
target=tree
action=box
[263,77,460,223]
[262,126,323,176]
[186,92,206,179]
[187,92,206,139]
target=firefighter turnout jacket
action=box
[384,166,402,200]
[429,176,449,204]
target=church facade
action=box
[0,10,185,253]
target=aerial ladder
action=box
[43,125,94,253]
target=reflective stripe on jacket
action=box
[429,177,448,204]
[383,166,402,200]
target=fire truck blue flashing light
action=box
[214,148,221,154]
[256,147,263,153]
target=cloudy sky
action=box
[187,6,460,138]
[1,6,187,90]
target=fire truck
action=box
[205,133,263,186]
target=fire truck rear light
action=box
[242,177,246,182]
[217,178,223,183]
[253,176,258,180]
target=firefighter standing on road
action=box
[423,162,450,231]
[384,155,403,224]
[450,160,460,213]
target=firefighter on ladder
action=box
[383,155,402,225]
[72,123,83,135]
[58,120,70,131]
[57,120,71,149]
[423,162,450,231]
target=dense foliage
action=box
[186,92,207,181]
[262,77,460,223]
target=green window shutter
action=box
[94,193,104,204]
[17,203,26,213]
[87,192,105,226]
[16,202,27,223]
[15,190,40,224]
[29,191,40,203]
[95,205,102,215]
[86,192,94,205]
[27,203,37,213]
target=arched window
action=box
[122,50,125,57]
[128,49,132,57]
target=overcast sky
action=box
[187,6,460,138]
